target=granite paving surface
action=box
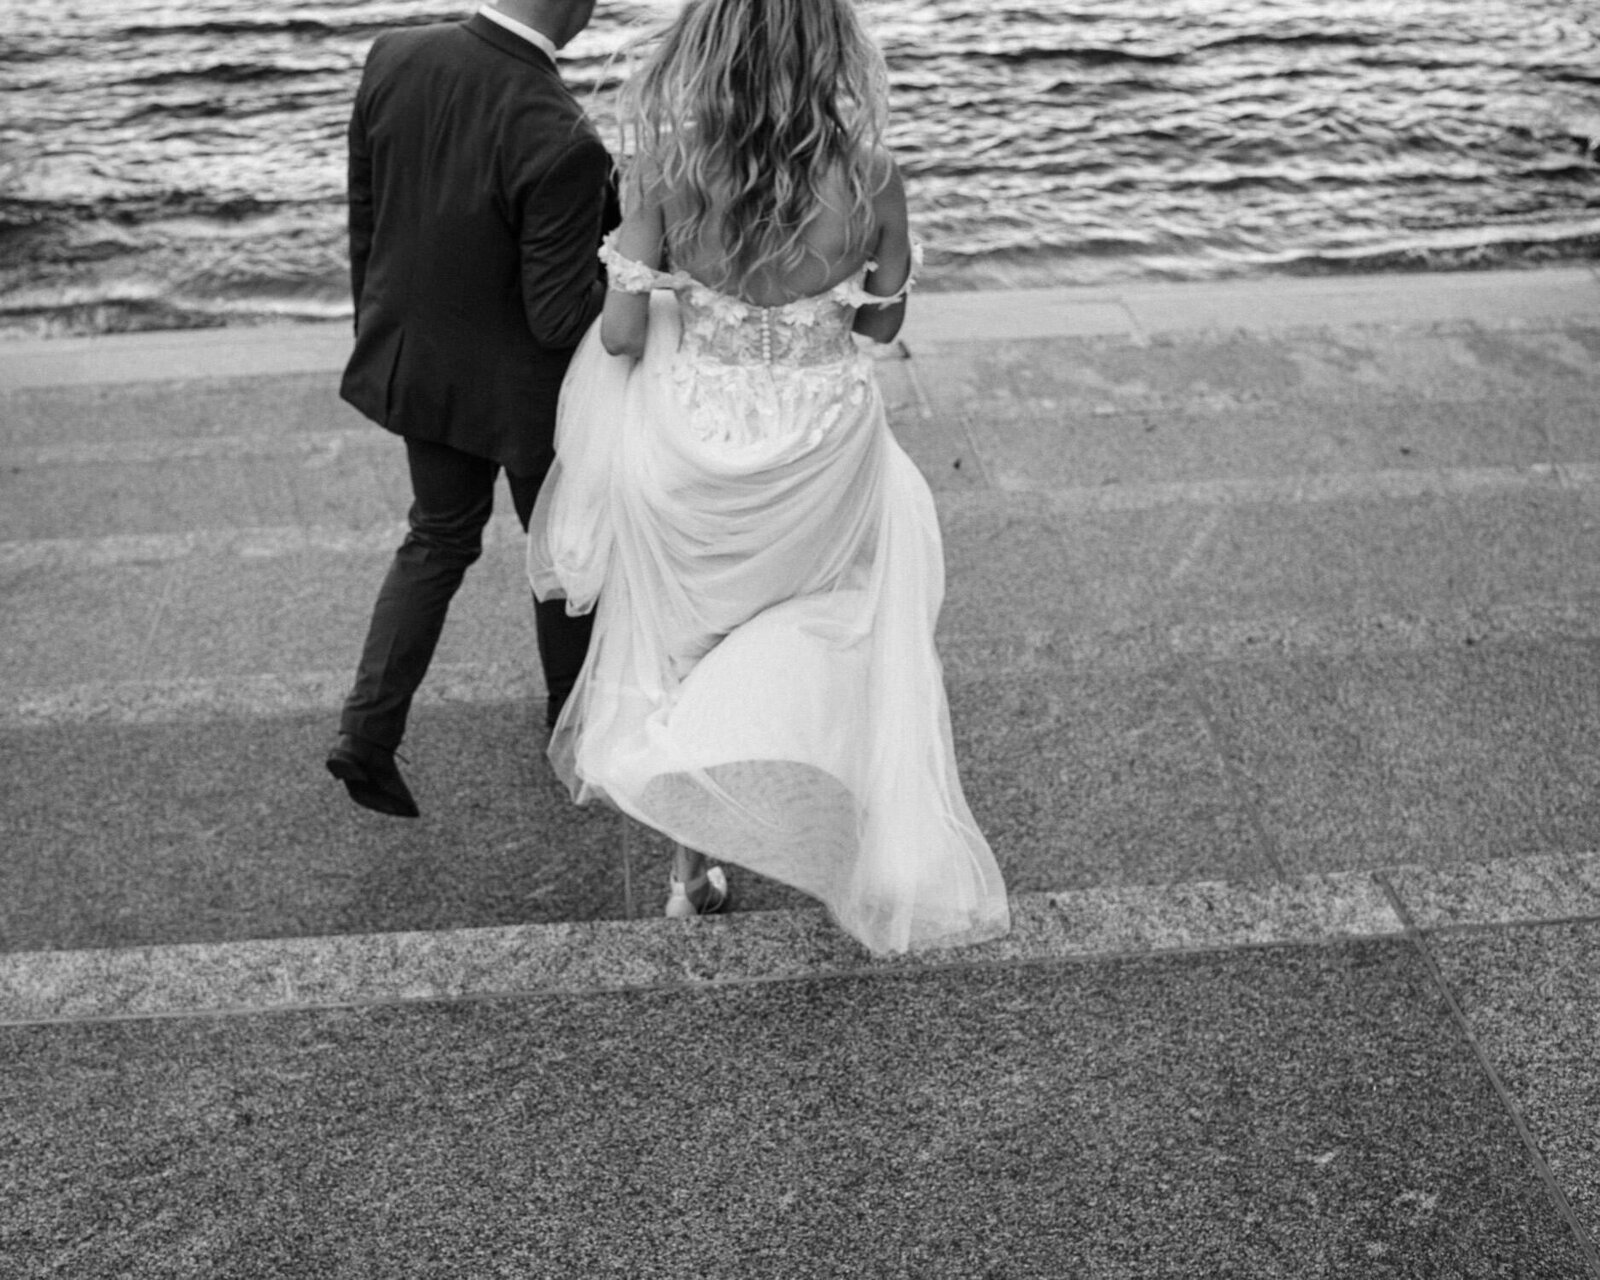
[0,706,630,953]
[134,540,540,685]
[1062,268,1600,338]
[1426,921,1600,1249]
[0,372,353,451]
[934,488,1600,647]
[1387,853,1600,929]
[2,941,1592,1279]
[0,650,1275,950]
[1187,640,1600,874]
[0,446,406,542]
[8,632,1600,951]
[907,326,1600,418]
[1,557,175,685]
[6,306,1600,954]
[13,487,1600,702]
[946,658,1275,890]
[961,397,1584,493]
[1147,489,1600,632]
[0,875,1414,1024]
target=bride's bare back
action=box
[665,163,875,306]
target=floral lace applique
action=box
[598,236,679,295]
[834,239,924,310]
[598,234,921,307]
[672,358,875,447]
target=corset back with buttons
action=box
[597,235,919,447]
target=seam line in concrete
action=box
[0,521,429,571]
[1001,462,1598,513]
[1117,300,1148,346]
[0,664,542,728]
[8,412,1600,478]
[134,557,180,683]
[619,816,639,921]
[1375,873,1600,1276]
[1181,680,1288,881]
[1419,912,1600,936]
[0,428,383,470]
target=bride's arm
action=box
[600,161,666,358]
[852,151,912,345]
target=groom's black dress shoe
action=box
[326,734,419,818]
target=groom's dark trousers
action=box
[336,13,617,751]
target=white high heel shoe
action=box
[664,865,731,919]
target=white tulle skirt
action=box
[527,294,1009,955]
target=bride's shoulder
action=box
[863,144,899,185]
[821,145,898,208]
[854,148,907,256]
[860,146,904,205]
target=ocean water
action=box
[0,0,1596,337]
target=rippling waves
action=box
[0,0,1595,336]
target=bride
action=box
[527,0,1009,955]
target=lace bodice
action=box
[599,234,920,369]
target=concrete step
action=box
[3,280,1599,955]
[5,627,1600,953]
[6,480,1600,690]
[3,863,1599,1277]
[1,263,1595,393]
[5,322,1598,533]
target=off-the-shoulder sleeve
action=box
[841,239,924,308]
[599,232,678,294]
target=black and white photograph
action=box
[2,0,1599,1273]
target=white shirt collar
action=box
[477,5,559,62]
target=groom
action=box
[327,0,616,818]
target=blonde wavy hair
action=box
[617,0,890,288]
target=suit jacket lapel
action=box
[462,12,558,73]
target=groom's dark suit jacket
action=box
[340,14,617,474]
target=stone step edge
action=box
[3,265,1598,390]
[3,852,1596,1027]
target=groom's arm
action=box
[519,136,614,350]
[345,56,378,336]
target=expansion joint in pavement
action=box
[1179,678,1288,881]
[1375,872,1600,1274]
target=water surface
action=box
[1,0,1595,335]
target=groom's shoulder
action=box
[496,56,601,140]
[361,19,464,76]
[371,19,472,55]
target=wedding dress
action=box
[526,234,1010,955]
